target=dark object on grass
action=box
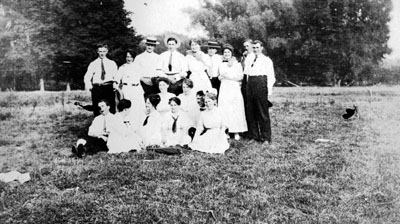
[71,144,86,158]
[342,104,357,119]
[267,100,273,108]
[74,102,97,112]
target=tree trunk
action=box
[39,78,45,92]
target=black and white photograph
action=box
[0,0,399,223]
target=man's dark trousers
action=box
[245,76,271,142]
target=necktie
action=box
[124,120,130,127]
[101,59,105,80]
[222,60,229,63]
[143,116,149,126]
[103,115,107,133]
[168,52,173,72]
[172,115,179,133]
[251,55,257,67]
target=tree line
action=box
[0,0,396,91]
[188,0,395,86]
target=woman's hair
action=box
[182,78,194,88]
[157,77,170,86]
[168,97,181,106]
[189,39,201,46]
[205,92,218,102]
[146,94,161,109]
[117,99,131,112]
[126,49,136,58]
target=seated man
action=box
[72,99,117,157]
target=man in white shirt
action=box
[159,35,188,95]
[244,40,276,145]
[135,37,162,97]
[206,40,222,92]
[241,39,255,101]
[84,44,118,116]
[72,99,117,157]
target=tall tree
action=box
[189,0,392,85]
[0,0,141,90]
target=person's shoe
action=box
[71,146,77,154]
[76,144,85,158]
[234,134,240,141]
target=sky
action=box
[125,0,400,60]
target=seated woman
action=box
[107,99,144,154]
[161,97,194,147]
[178,78,200,125]
[138,94,163,148]
[156,77,176,118]
[188,92,229,154]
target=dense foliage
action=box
[0,0,141,91]
[189,0,392,86]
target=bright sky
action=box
[125,0,400,59]
[124,0,205,37]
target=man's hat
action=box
[145,37,160,45]
[206,41,221,49]
[164,34,181,48]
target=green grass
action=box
[0,87,399,223]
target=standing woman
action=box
[188,92,229,154]
[117,49,146,117]
[218,44,247,140]
[186,39,212,93]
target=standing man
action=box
[241,39,255,97]
[84,44,119,116]
[244,40,276,145]
[206,40,222,92]
[135,37,162,97]
[159,35,188,95]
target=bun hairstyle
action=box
[147,94,161,109]
[168,97,181,106]
[222,44,234,53]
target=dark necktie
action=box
[124,121,130,127]
[101,59,105,80]
[168,52,173,72]
[143,116,149,126]
[222,59,229,63]
[172,115,179,133]
[251,55,257,67]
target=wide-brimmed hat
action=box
[164,34,181,48]
[144,37,160,45]
[205,41,221,49]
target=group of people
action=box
[72,36,275,157]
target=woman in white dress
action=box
[138,94,163,148]
[186,39,212,93]
[107,99,144,153]
[161,97,194,147]
[178,78,200,125]
[156,77,176,118]
[218,44,247,140]
[117,50,146,118]
[188,92,229,154]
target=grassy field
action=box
[0,86,399,223]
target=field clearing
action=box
[0,86,399,223]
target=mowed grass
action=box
[0,87,399,223]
